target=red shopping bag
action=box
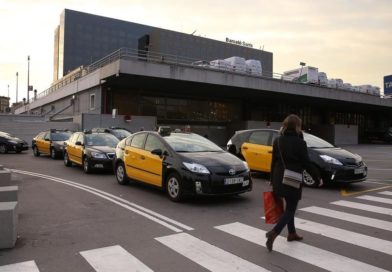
[263,191,284,224]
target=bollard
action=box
[0,168,12,186]
[0,201,18,249]
[0,186,18,202]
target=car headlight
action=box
[183,162,210,174]
[91,152,107,159]
[8,140,18,144]
[242,161,249,171]
[320,155,343,166]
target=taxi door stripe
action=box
[356,195,392,205]
[215,222,389,272]
[300,206,392,231]
[155,232,270,272]
[331,200,392,215]
[80,245,154,272]
[379,191,392,196]
[126,164,161,176]
[0,260,40,272]
[293,217,392,255]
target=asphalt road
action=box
[0,145,391,272]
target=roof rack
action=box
[158,126,171,136]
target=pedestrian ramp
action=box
[1,191,391,272]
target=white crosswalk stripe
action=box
[300,206,392,231]
[378,191,392,196]
[215,222,389,272]
[155,232,270,272]
[294,217,392,255]
[0,261,39,272]
[356,195,392,205]
[331,200,392,215]
[80,245,154,272]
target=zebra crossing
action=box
[1,190,391,272]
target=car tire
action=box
[83,157,92,173]
[115,162,129,185]
[50,148,57,159]
[33,146,40,157]
[303,168,321,187]
[166,172,185,202]
[64,152,72,167]
[0,144,7,154]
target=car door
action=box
[124,133,147,182]
[140,134,166,187]
[35,132,45,152]
[41,132,51,155]
[66,133,80,163]
[73,133,85,165]
[241,130,273,172]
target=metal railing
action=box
[21,47,381,110]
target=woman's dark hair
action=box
[281,114,302,135]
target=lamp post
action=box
[299,62,306,83]
[27,55,30,103]
[16,72,19,103]
[7,84,9,98]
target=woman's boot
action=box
[287,232,303,242]
[265,230,278,252]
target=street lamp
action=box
[16,72,19,103]
[27,55,30,103]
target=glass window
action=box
[90,94,95,110]
[303,133,334,148]
[69,133,79,143]
[144,134,166,152]
[249,131,270,145]
[131,133,146,149]
[52,131,72,141]
[77,134,85,145]
[85,134,119,147]
[165,133,222,152]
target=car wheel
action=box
[115,162,129,185]
[166,173,185,202]
[0,144,7,154]
[303,169,321,187]
[50,148,57,159]
[83,157,91,173]
[64,152,72,167]
[33,146,40,157]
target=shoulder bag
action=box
[278,139,303,189]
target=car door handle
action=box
[268,151,272,153]
[140,155,145,160]
[125,150,128,154]
[242,146,248,150]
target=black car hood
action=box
[9,137,26,144]
[311,147,361,164]
[86,146,116,153]
[179,151,244,167]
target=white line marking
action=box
[215,222,389,272]
[12,169,193,232]
[0,261,39,272]
[155,232,270,272]
[331,200,392,215]
[80,245,153,272]
[294,217,392,255]
[356,195,392,205]
[379,191,392,196]
[300,206,392,231]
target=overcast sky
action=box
[0,0,391,103]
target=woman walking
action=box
[266,114,322,252]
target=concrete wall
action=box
[0,114,79,144]
[81,113,156,132]
[334,124,358,145]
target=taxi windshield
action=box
[165,133,222,152]
[52,132,72,141]
[303,133,334,148]
[85,134,119,147]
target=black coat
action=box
[270,129,319,200]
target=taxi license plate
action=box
[354,168,365,174]
[224,177,244,185]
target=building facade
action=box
[0,96,10,113]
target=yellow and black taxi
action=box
[113,129,252,202]
[32,129,72,159]
[64,130,119,173]
[0,131,29,154]
[227,129,367,187]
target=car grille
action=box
[106,153,115,159]
[344,161,363,167]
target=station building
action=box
[15,9,392,146]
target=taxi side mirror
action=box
[75,141,83,146]
[151,149,162,157]
[44,138,50,141]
